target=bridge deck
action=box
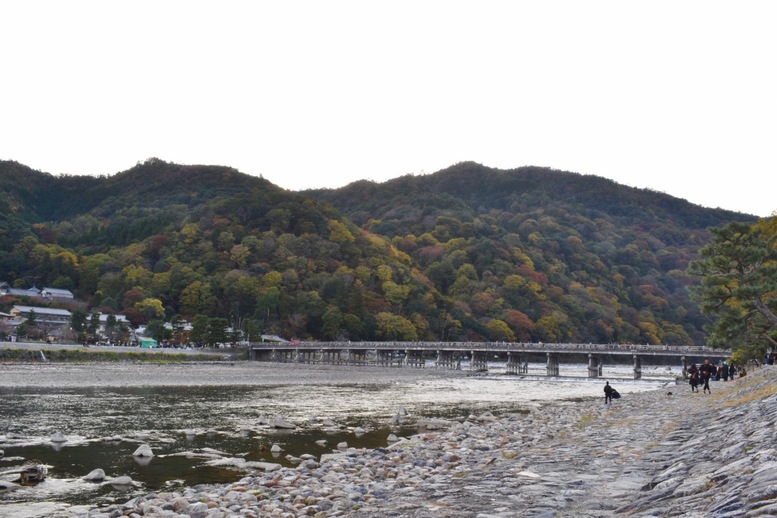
[250,341,730,358]
[248,342,729,379]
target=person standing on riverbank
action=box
[700,358,716,394]
[604,381,614,404]
[688,363,699,392]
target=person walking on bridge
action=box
[699,357,716,394]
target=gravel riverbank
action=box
[71,365,777,518]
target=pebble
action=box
[84,367,777,517]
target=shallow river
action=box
[0,361,676,515]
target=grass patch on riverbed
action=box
[577,412,595,429]
[717,379,777,408]
[0,347,229,363]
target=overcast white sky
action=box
[2,1,775,216]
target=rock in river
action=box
[50,431,67,443]
[132,444,154,458]
[83,468,106,482]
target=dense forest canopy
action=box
[0,159,758,345]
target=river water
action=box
[0,361,677,516]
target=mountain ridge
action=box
[0,158,758,345]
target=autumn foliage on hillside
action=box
[0,159,756,344]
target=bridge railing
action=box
[251,341,729,356]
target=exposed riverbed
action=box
[0,361,673,516]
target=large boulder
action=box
[132,444,154,458]
[108,475,133,486]
[270,419,296,429]
[83,468,106,482]
[50,431,67,443]
[321,453,346,462]
[243,461,282,471]
[417,418,454,430]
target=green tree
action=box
[342,313,365,339]
[485,319,516,342]
[328,219,355,244]
[146,319,172,343]
[689,220,777,351]
[70,309,88,341]
[18,309,38,339]
[375,312,418,341]
[134,298,166,322]
[87,312,101,341]
[104,313,118,343]
[256,287,281,326]
[382,280,409,307]
[180,281,214,317]
[322,306,344,340]
[25,308,38,328]
[206,317,229,346]
[244,318,261,344]
[190,314,209,345]
[169,314,187,346]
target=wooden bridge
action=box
[249,341,731,379]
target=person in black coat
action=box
[699,358,716,394]
[604,381,614,404]
[687,363,699,392]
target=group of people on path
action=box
[687,358,738,394]
[603,356,744,403]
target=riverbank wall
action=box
[86,365,777,517]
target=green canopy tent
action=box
[139,337,158,348]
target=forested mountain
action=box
[0,159,758,345]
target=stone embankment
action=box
[88,367,777,517]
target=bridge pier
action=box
[506,353,528,375]
[376,350,402,367]
[346,349,368,365]
[404,350,426,368]
[319,350,339,364]
[470,351,489,372]
[252,349,273,361]
[272,349,297,363]
[587,354,600,378]
[435,350,460,369]
[546,353,559,377]
[681,356,688,379]
[321,349,343,365]
[297,349,317,364]
[633,355,642,380]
